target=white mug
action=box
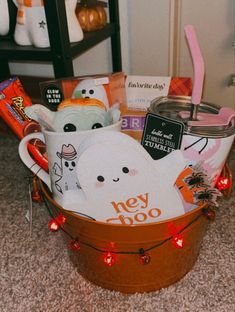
[18,120,122,206]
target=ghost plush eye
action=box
[63,123,77,132]
[122,167,129,174]
[71,161,76,167]
[65,161,69,167]
[97,175,105,182]
[82,89,86,94]
[92,123,103,129]
[89,89,94,95]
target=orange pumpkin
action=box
[76,1,107,32]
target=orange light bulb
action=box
[172,234,185,249]
[216,176,230,191]
[103,252,116,267]
[48,219,59,231]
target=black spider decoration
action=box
[194,188,221,206]
[184,171,209,189]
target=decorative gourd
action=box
[76,0,107,32]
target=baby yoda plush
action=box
[25,98,121,132]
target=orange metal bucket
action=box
[40,181,209,294]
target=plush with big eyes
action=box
[25,98,120,132]
[61,131,188,225]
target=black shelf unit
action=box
[0,0,122,81]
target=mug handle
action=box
[18,132,51,190]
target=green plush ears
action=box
[25,104,55,131]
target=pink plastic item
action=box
[184,25,205,106]
[179,107,235,127]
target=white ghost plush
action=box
[72,78,109,109]
[61,131,187,225]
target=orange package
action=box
[0,77,39,139]
[0,77,48,172]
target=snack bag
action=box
[0,77,49,171]
[0,77,39,138]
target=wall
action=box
[119,0,171,76]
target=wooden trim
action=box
[168,0,182,76]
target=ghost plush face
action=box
[25,100,120,132]
[72,79,109,109]
[77,143,151,198]
[71,131,187,224]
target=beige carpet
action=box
[0,136,234,312]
